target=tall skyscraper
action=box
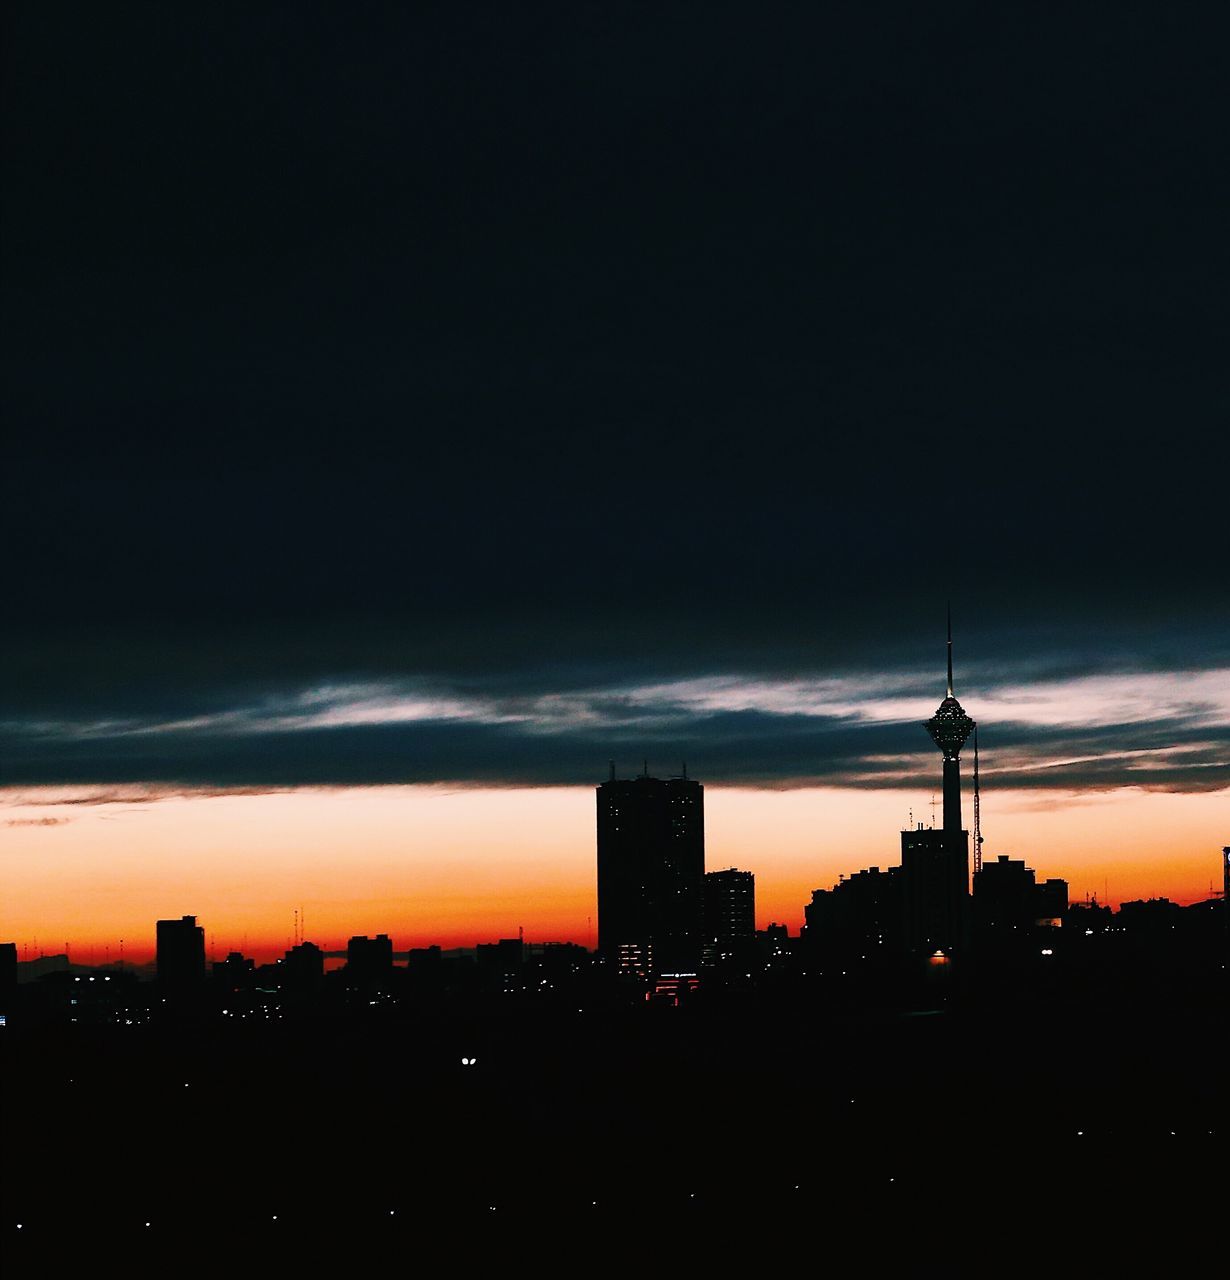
[596,766,705,976]
[156,914,206,988]
[902,615,973,957]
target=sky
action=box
[2,4,1227,961]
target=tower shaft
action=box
[943,756,962,834]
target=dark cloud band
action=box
[3,663,1226,795]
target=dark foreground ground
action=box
[2,991,1225,1266]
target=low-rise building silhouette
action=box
[213,951,255,992]
[283,941,325,987]
[346,934,394,985]
[973,855,1068,935]
[805,865,902,963]
[477,937,524,990]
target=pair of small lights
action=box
[461,1056,478,1066]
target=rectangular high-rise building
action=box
[156,915,206,988]
[900,826,968,958]
[597,770,704,976]
[703,868,755,965]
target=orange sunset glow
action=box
[7,5,1230,1256]
[2,783,1223,964]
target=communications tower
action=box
[925,608,976,835]
[900,611,975,957]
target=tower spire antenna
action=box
[972,724,984,878]
[946,602,954,699]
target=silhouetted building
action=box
[44,970,136,1025]
[650,972,699,1005]
[596,767,705,976]
[1118,898,1181,936]
[346,934,394,984]
[971,856,1067,973]
[1067,898,1113,934]
[212,951,255,992]
[0,942,16,991]
[975,855,1035,932]
[973,855,1068,934]
[805,865,902,961]
[406,945,443,980]
[757,922,792,967]
[282,941,325,987]
[156,915,206,989]
[477,938,524,990]
[1035,877,1068,927]
[703,868,755,965]
[901,826,966,958]
[524,941,589,989]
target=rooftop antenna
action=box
[946,602,954,699]
[609,760,615,781]
[682,760,687,779]
[972,724,984,878]
[642,758,648,778]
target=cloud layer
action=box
[4,658,1227,797]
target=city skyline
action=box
[5,638,1226,962]
[4,618,1228,963]
[4,7,1228,1258]
[4,6,1228,962]
[5,733,1226,965]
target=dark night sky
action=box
[3,2,1228,791]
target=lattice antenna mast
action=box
[972,724,984,877]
